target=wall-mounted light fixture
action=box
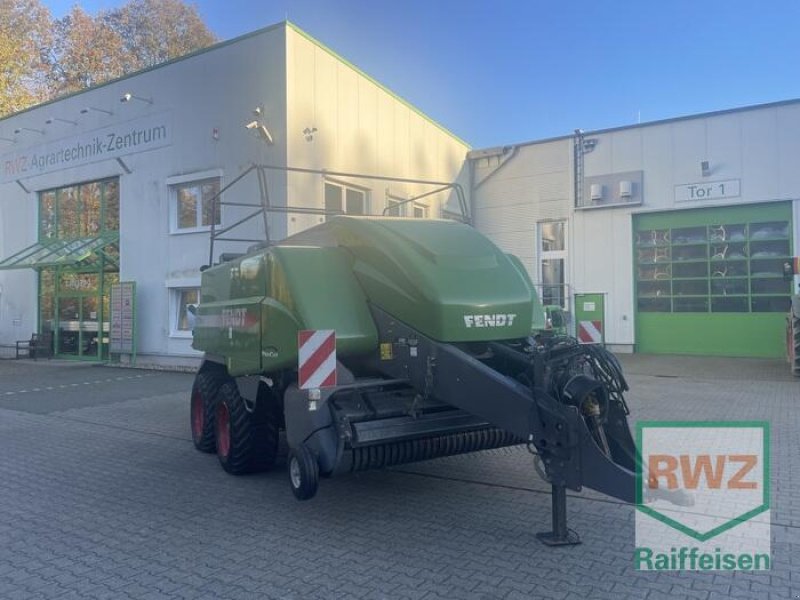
[120,92,153,105]
[701,160,711,177]
[14,127,44,136]
[80,106,113,116]
[45,117,77,126]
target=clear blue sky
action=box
[43,0,800,148]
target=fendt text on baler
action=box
[188,165,638,544]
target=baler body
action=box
[190,215,637,543]
[194,217,537,375]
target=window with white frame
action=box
[171,177,221,232]
[171,288,200,336]
[325,181,368,219]
[412,202,429,219]
[386,198,402,216]
[538,221,567,308]
[385,191,406,216]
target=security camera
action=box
[246,120,273,145]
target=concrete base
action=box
[606,344,634,354]
[111,353,201,373]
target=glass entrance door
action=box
[56,294,102,359]
[81,296,100,357]
[57,296,80,355]
[45,267,116,361]
[54,269,106,359]
[56,295,107,360]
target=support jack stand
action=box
[536,485,581,546]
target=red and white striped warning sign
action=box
[298,329,337,390]
[577,320,603,344]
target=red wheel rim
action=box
[191,389,204,440]
[216,402,231,458]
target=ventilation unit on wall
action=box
[619,180,633,199]
[590,183,604,201]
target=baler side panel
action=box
[193,253,267,376]
[266,246,378,363]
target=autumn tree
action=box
[49,6,126,96]
[1,0,216,117]
[0,0,53,115]
[103,0,216,72]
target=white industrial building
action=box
[1,20,798,364]
[471,101,800,357]
[0,22,469,366]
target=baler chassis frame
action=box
[354,305,637,545]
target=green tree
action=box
[0,0,52,116]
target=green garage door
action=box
[634,202,794,358]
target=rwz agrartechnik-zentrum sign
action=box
[1,112,172,183]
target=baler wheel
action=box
[250,384,281,472]
[190,371,223,453]
[287,445,319,501]
[215,381,273,475]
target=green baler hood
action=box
[324,217,534,342]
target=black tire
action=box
[190,371,224,453]
[287,445,319,501]
[250,383,281,472]
[215,381,279,475]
